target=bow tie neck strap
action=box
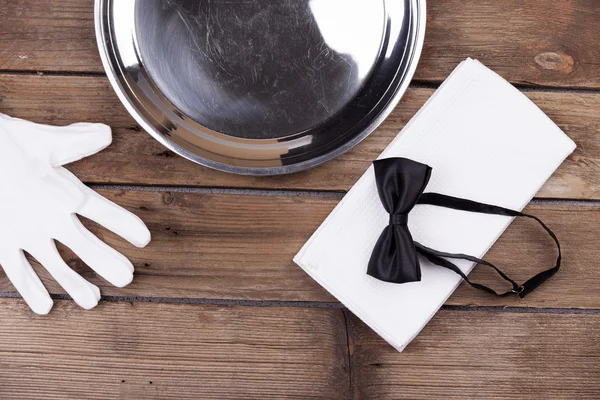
[415,192,561,298]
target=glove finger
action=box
[0,250,53,315]
[55,215,135,288]
[45,123,112,167]
[79,193,152,248]
[55,168,151,248]
[0,114,111,167]
[28,242,101,311]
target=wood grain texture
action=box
[0,0,97,72]
[1,1,599,89]
[347,309,600,399]
[0,299,349,400]
[1,74,598,199]
[0,1,598,398]
[417,0,600,89]
[0,190,598,309]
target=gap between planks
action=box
[2,69,600,95]
[1,291,599,315]
[88,183,600,207]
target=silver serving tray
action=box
[95,0,426,175]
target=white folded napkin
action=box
[294,58,576,351]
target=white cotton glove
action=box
[0,114,151,314]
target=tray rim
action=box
[95,0,427,175]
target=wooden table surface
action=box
[1,1,599,399]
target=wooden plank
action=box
[0,190,337,303]
[0,0,98,72]
[0,190,598,309]
[1,1,599,89]
[347,309,600,399]
[417,1,600,89]
[1,75,598,199]
[0,299,349,399]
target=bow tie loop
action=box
[367,158,432,284]
[373,157,432,216]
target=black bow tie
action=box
[367,157,561,298]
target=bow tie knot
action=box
[390,214,408,226]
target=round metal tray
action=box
[95,0,426,175]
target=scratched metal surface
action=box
[97,0,425,174]
[137,0,373,139]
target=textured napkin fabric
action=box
[294,58,576,352]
